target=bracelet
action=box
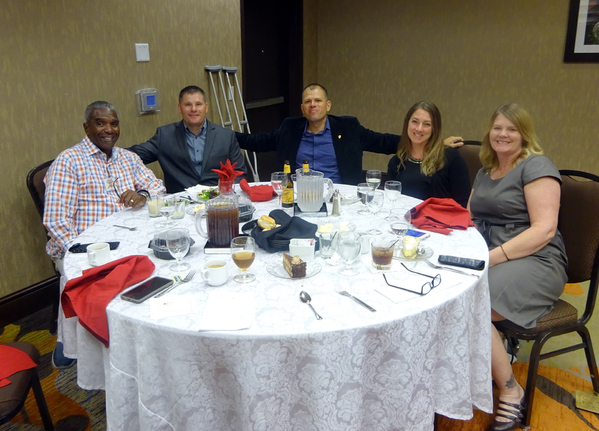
[500,244,510,261]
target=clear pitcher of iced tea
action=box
[195,194,239,248]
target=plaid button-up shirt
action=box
[43,137,165,258]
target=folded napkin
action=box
[410,198,474,235]
[251,209,318,253]
[0,345,37,388]
[239,178,276,202]
[61,255,155,347]
[212,159,244,181]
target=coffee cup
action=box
[201,259,228,286]
[87,242,111,266]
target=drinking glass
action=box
[366,170,382,190]
[337,231,361,276]
[157,195,176,229]
[356,182,372,215]
[271,172,287,208]
[390,206,412,237]
[366,190,385,235]
[166,228,191,272]
[384,181,402,221]
[231,236,256,283]
[317,232,335,259]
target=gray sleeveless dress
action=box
[470,154,568,328]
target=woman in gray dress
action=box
[468,103,567,431]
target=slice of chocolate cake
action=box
[283,253,307,278]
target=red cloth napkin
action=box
[0,345,37,388]
[239,178,276,202]
[61,255,155,347]
[211,159,244,181]
[410,197,474,235]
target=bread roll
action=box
[258,215,276,230]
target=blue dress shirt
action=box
[185,123,207,177]
[295,117,341,183]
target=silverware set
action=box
[154,269,197,298]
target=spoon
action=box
[113,224,137,231]
[299,291,323,320]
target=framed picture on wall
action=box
[564,0,599,62]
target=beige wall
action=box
[313,0,599,175]
[0,0,241,296]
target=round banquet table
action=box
[60,184,493,431]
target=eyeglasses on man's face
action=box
[382,263,441,296]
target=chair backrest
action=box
[558,170,599,322]
[455,141,482,188]
[26,160,54,219]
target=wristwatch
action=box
[137,190,150,200]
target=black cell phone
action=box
[120,277,174,303]
[438,255,485,271]
[69,242,120,253]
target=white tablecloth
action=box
[61,185,493,431]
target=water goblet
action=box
[166,228,191,272]
[366,190,385,235]
[356,182,372,215]
[337,231,361,276]
[384,181,402,221]
[366,170,382,190]
[271,172,287,208]
[231,236,256,283]
[390,206,412,238]
[157,195,176,229]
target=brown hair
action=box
[395,101,445,176]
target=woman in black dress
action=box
[386,101,470,207]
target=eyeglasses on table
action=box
[382,263,441,296]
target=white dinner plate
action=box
[392,245,434,261]
[266,261,322,279]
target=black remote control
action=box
[438,255,485,271]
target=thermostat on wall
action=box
[136,88,160,115]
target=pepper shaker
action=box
[331,189,341,217]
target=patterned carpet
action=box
[1,282,597,430]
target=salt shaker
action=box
[331,189,341,217]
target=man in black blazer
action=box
[235,83,399,185]
[128,86,246,193]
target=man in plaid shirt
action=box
[44,101,165,369]
[44,101,165,259]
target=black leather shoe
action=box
[487,395,526,431]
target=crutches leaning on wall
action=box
[205,65,260,182]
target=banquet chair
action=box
[26,160,59,334]
[455,140,482,187]
[0,342,54,430]
[494,170,599,429]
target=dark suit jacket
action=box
[128,120,246,193]
[235,115,400,185]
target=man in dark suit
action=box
[128,86,246,193]
[235,83,400,185]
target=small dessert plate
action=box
[266,261,322,279]
[393,245,434,261]
[340,194,359,205]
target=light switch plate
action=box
[135,43,150,62]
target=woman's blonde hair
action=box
[480,103,544,170]
[395,101,445,176]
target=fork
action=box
[423,258,479,278]
[154,269,197,297]
[114,224,137,231]
[336,288,376,312]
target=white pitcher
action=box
[295,169,334,213]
